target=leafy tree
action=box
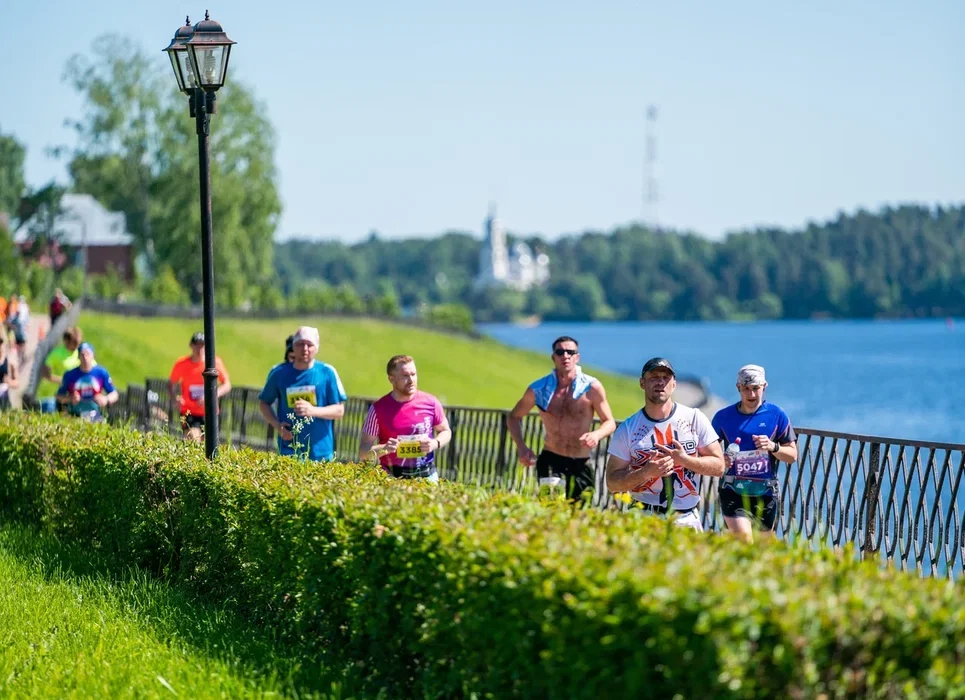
[0,130,26,219]
[59,35,281,304]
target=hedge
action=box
[0,413,962,698]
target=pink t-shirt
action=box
[362,391,446,471]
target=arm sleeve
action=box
[258,369,277,405]
[323,367,348,405]
[101,369,116,395]
[361,405,380,438]
[606,423,631,461]
[695,411,719,448]
[777,410,797,443]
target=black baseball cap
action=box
[641,357,675,377]
[190,332,205,345]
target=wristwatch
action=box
[769,441,780,454]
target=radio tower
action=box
[643,104,659,229]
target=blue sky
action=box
[2,1,963,242]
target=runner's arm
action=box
[310,402,345,420]
[259,400,283,431]
[770,440,797,464]
[506,387,536,450]
[6,362,18,388]
[216,360,232,399]
[586,381,617,441]
[431,416,452,451]
[605,454,668,492]
[678,441,726,477]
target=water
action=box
[480,319,965,445]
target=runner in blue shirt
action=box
[57,342,119,422]
[711,364,798,542]
[258,326,347,462]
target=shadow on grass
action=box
[0,523,380,700]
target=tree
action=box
[0,130,26,219]
[59,35,281,303]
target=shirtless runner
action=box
[507,335,616,502]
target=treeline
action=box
[276,204,965,321]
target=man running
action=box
[49,288,72,326]
[605,357,724,531]
[358,355,451,481]
[258,326,347,463]
[507,336,616,502]
[168,331,232,441]
[56,342,119,421]
[712,364,798,542]
[39,326,83,413]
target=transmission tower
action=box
[643,104,659,228]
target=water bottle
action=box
[726,438,740,470]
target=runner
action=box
[358,355,451,481]
[56,342,119,421]
[507,336,616,503]
[49,288,72,326]
[605,357,724,531]
[39,327,83,413]
[8,295,29,366]
[258,326,347,463]
[168,331,232,441]
[711,364,798,542]
[0,334,19,410]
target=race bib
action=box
[286,385,317,407]
[734,449,770,477]
[188,384,204,401]
[396,435,423,459]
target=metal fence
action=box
[102,379,965,580]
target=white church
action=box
[473,205,549,291]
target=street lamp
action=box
[163,10,235,460]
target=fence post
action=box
[238,390,249,446]
[862,441,883,558]
[448,410,459,480]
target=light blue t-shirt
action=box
[259,360,347,462]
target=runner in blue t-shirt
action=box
[57,342,119,421]
[258,326,347,462]
[711,364,798,542]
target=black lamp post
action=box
[164,11,235,459]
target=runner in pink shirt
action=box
[359,355,452,481]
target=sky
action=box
[2,1,964,243]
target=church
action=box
[473,205,549,291]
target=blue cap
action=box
[78,342,95,354]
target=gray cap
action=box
[641,357,675,377]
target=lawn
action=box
[67,312,647,416]
[0,524,360,699]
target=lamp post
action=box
[164,11,235,460]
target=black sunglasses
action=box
[554,348,578,357]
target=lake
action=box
[480,319,964,445]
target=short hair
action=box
[551,336,579,351]
[387,355,414,375]
[63,327,82,345]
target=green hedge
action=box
[0,413,962,698]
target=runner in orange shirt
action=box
[168,331,232,441]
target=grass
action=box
[65,311,647,416]
[0,523,366,699]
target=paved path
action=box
[8,315,49,410]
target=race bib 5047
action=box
[734,449,770,477]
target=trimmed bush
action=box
[0,413,963,698]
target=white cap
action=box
[291,326,319,348]
[737,364,766,386]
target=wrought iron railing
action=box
[102,380,965,580]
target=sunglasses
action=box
[554,348,578,357]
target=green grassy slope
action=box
[68,312,646,416]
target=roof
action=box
[13,193,134,247]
